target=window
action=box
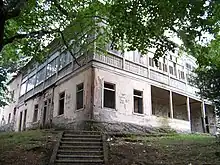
[33,104,38,122]
[20,81,27,96]
[170,55,172,61]
[104,82,115,109]
[13,108,16,115]
[36,67,46,85]
[8,113,11,124]
[58,92,65,115]
[149,57,154,67]
[178,70,185,80]
[173,63,177,76]
[76,83,84,110]
[169,66,174,75]
[46,59,57,78]
[186,63,192,70]
[11,90,15,100]
[158,62,162,70]
[59,52,68,70]
[163,63,168,72]
[163,56,166,63]
[133,90,143,114]
[27,75,36,92]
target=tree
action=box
[0,0,219,106]
[191,35,220,116]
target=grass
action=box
[0,130,50,150]
[109,133,220,165]
[0,130,58,165]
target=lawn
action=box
[0,130,58,165]
[108,134,220,165]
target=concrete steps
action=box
[54,131,104,165]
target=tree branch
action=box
[3,29,56,47]
[5,0,28,20]
[59,31,81,66]
[53,0,69,17]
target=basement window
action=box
[76,83,84,110]
[33,104,38,122]
[104,82,115,109]
[58,92,65,115]
[133,90,143,114]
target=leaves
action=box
[0,0,219,107]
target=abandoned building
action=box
[0,45,217,134]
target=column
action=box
[186,97,191,122]
[201,101,206,133]
[169,91,174,119]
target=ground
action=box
[0,130,59,165]
[0,130,220,165]
[107,134,220,165]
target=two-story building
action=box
[1,45,217,134]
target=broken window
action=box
[76,83,84,110]
[33,104,38,122]
[58,92,65,115]
[104,82,115,109]
[133,90,143,114]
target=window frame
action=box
[133,89,144,114]
[33,104,38,123]
[76,83,84,110]
[103,82,116,109]
[58,91,65,115]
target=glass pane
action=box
[27,75,36,91]
[20,82,27,96]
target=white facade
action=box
[1,48,217,134]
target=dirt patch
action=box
[107,134,220,165]
[0,130,59,165]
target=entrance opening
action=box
[19,111,22,131]
[151,86,170,118]
[173,92,188,121]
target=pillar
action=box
[201,101,206,133]
[186,97,191,122]
[169,91,174,119]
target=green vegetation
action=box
[0,0,219,106]
[0,130,58,165]
[109,134,220,165]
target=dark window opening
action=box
[134,90,143,114]
[13,108,16,115]
[76,83,84,110]
[149,57,154,67]
[8,113,11,124]
[163,64,167,72]
[104,82,115,109]
[23,109,27,131]
[59,92,65,115]
[169,66,174,75]
[33,104,38,122]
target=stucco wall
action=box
[2,74,22,130]
[52,67,92,128]
[93,67,191,132]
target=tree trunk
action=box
[0,2,5,52]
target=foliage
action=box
[191,35,220,116]
[0,0,220,106]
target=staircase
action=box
[53,131,105,165]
